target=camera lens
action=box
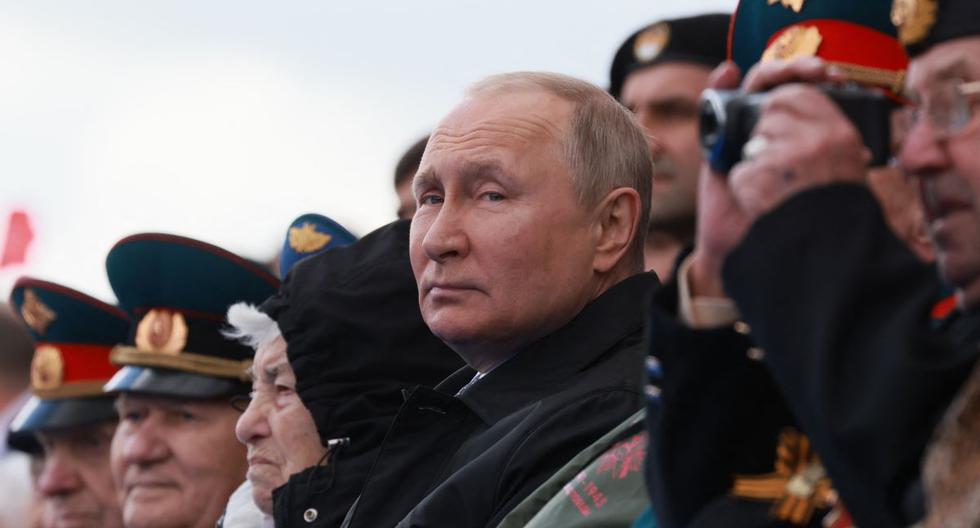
[699,89,727,154]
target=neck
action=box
[453,269,636,373]
[644,231,684,281]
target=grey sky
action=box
[0,0,736,299]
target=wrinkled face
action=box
[899,37,980,306]
[410,90,599,365]
[620,63,711,232]
[235,336,325,515]
[36,421,123,528]
[111,394,247,528]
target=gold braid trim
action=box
[33,381,109,399]
[828,61,907,94]
[111,346,252,382]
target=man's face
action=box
[899,37,980,305]
[36,421,123,528]
[410,90,599,364]
[111,394,247,528]
[235,336,326,515]
[620,63,711,232]
[397,176,417,219]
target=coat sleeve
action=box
[722,184,979,527]
[646,277,797,528]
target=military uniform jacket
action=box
[720,185,980,527]
[341,273,654,528]
[646,272,805,528]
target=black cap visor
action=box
[10,396,117,435]
[103,365,248,399]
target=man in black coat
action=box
[341,71,656,527]
[647,0,980,526]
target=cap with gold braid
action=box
[730,0,910,95]
[103,233,279,398]
[8,277,130,440]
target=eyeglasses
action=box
[901,79,980,139]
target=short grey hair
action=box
[467,72,653,269]
[224,303,281,350]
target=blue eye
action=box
[419,194,444,206]
[483,192,504,202]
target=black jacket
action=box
[341,272,656,528]
[646,273,803,528]
[718,185,980,527]
[261,220,464,528]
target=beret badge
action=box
[289,222,334,254]
[135,309,188,355]
[633,23,671,63]
[892,0,938,45]
[31,345,64,391]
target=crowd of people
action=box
[0,0,978,526]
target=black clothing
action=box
[342,273,656,528]
[262,220,463,527]
[719,185,980,527]
[646,275,803,528]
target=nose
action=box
[235,397,271,445]
[419,201,469,263]
[898,118,950,181]
[120,416,169,467]
[646,132,667,160]
[37,447,80,497]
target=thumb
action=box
[707,61,742,91]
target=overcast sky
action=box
[0,0,736,301]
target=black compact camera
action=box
[699,85,893,174]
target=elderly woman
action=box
[227,219,462,527]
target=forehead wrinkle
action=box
[431,114,565,150]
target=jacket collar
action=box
[435,272,658,424]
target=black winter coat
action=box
[341,273,656,528]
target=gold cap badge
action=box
[892,0,938,45]
[31,345,64,391]
[289,223,333,254]
[762,26,824,63]
[135,310,188,355]
[768,0,806,13]
[21,289,57,336]
[633,23,671,63]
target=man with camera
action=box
[646,0,980,526]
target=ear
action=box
[591,187,642,274]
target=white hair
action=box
[224,303,282,350]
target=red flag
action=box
[1,211,34,268]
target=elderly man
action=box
[230,218,461,527]
[6,279,130,528]
[666,0,980,526]
[340,72,654,527]
[103,233,278,528]
[609,14,730,279]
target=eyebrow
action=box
[412,160,512,196]
[413,167,438,197]
[458,160,509,183]
[262,360,288,384]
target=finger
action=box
[707,61,742,90]
[742,57,833,93]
